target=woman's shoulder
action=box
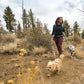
[53,24,56,28]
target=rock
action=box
[14,64,20,68]
[11,58,20,62]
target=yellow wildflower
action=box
[31,61,35,65]
[28,68,31,72]
[27,83,30,84]
[20,49,26,54]
[19,53,23,56]
[17,73,21,77]
[8,80,14,84]
[33,66,39,77]
[35,66,39,72]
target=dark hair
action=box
[55,17,63,25]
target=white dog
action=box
[67,45,75,56]
[47,54,64,77]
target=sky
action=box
[0,0,84,33]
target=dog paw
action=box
[47,74,51,77]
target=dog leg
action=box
[47,72,52,77]
[71,52,73,58]
[57,69,60,73]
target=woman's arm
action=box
[51,25,55,36]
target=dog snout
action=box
[48,69,50,71]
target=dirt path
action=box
[38,56,84,84]
[0,54,84,84]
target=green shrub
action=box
[25,27,52,51]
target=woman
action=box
[51,17,65,56]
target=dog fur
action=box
[67,45,75,56]
[47,54,64,77]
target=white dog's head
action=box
[47,61,54,72]
[68,45,75,52]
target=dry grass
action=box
[63,39,84,59]
[67,34,81,44]
[81,39,84,44]
[0,33,18,54]
[64,34,82,47]
[63,35,84,58]
[33,46,46,55]
[42,51,52,58]
[0,43,17,53]
[73,43,84,59]
[1,33,16,44]
[73,34,82,44]
[67,36,74,41]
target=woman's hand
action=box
[62,32,65,35]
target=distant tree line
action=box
[0,6,83,39]
[63,20,84,39]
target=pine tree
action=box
[16,22,22,38]
[43,23,50,34]
[35,19,42,35]
[0,19,1,27]
[63,20,70,36]
[28,9,35,29]
[3,6,16,32]
[73,21,80,35]
[82,30,84,39]
[27,15,30,28]
[17,22,21,32]
[70,28,73,36]
[0,20,1,27]
[23,9,27,30]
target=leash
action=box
[63,34,72,53]
[63,34,70,45]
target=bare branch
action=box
[77,8,84,13]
